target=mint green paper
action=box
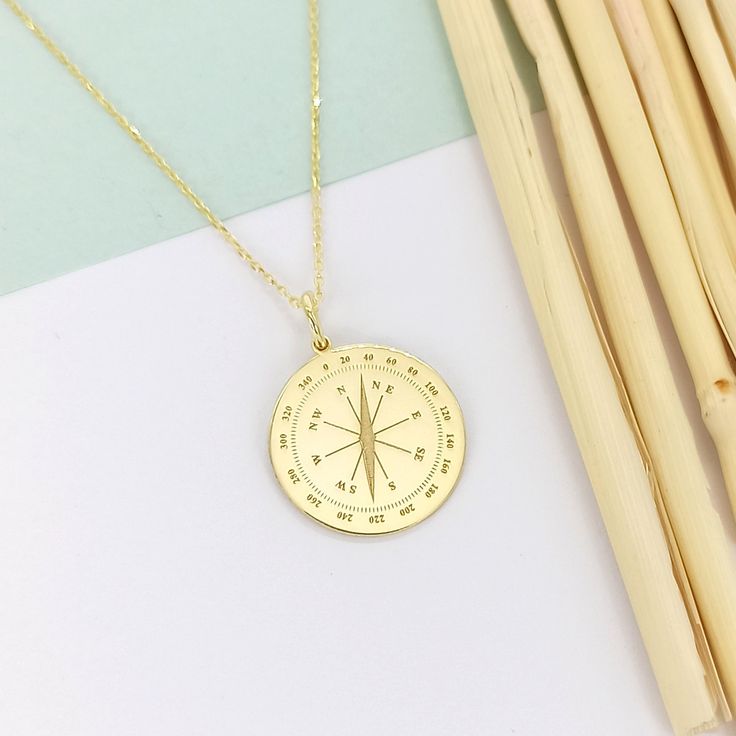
[0,0,541,295]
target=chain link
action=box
[308,0,324,305]
[3,0,325,310]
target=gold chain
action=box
[3,0,325,311]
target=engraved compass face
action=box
[269,344,465,535]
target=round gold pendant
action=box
[269,344,465,535]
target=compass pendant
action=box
[269,344,466,535]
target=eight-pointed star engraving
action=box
[322,375,413,504]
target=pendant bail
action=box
[302,291,331,353]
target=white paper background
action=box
[1,135,733,735]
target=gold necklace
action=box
[5,0,466,535]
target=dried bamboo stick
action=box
[708,0,736,73]
[437,1,720,732]
[507,0,730,726]
[642,0,736,266]
[559,0,736,521]
[669,0,736,175]
[554,0,736,709]
[606,0,736,360]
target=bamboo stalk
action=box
[606,0,736,360]
[642,0,736,266]
[669,0,736,176]
[437,1,721,732]
[507,0,730,726]
[554,0,736,710]
[559,0,736,521]
[708,0,736,73]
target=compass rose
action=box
[269,345,465,535]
